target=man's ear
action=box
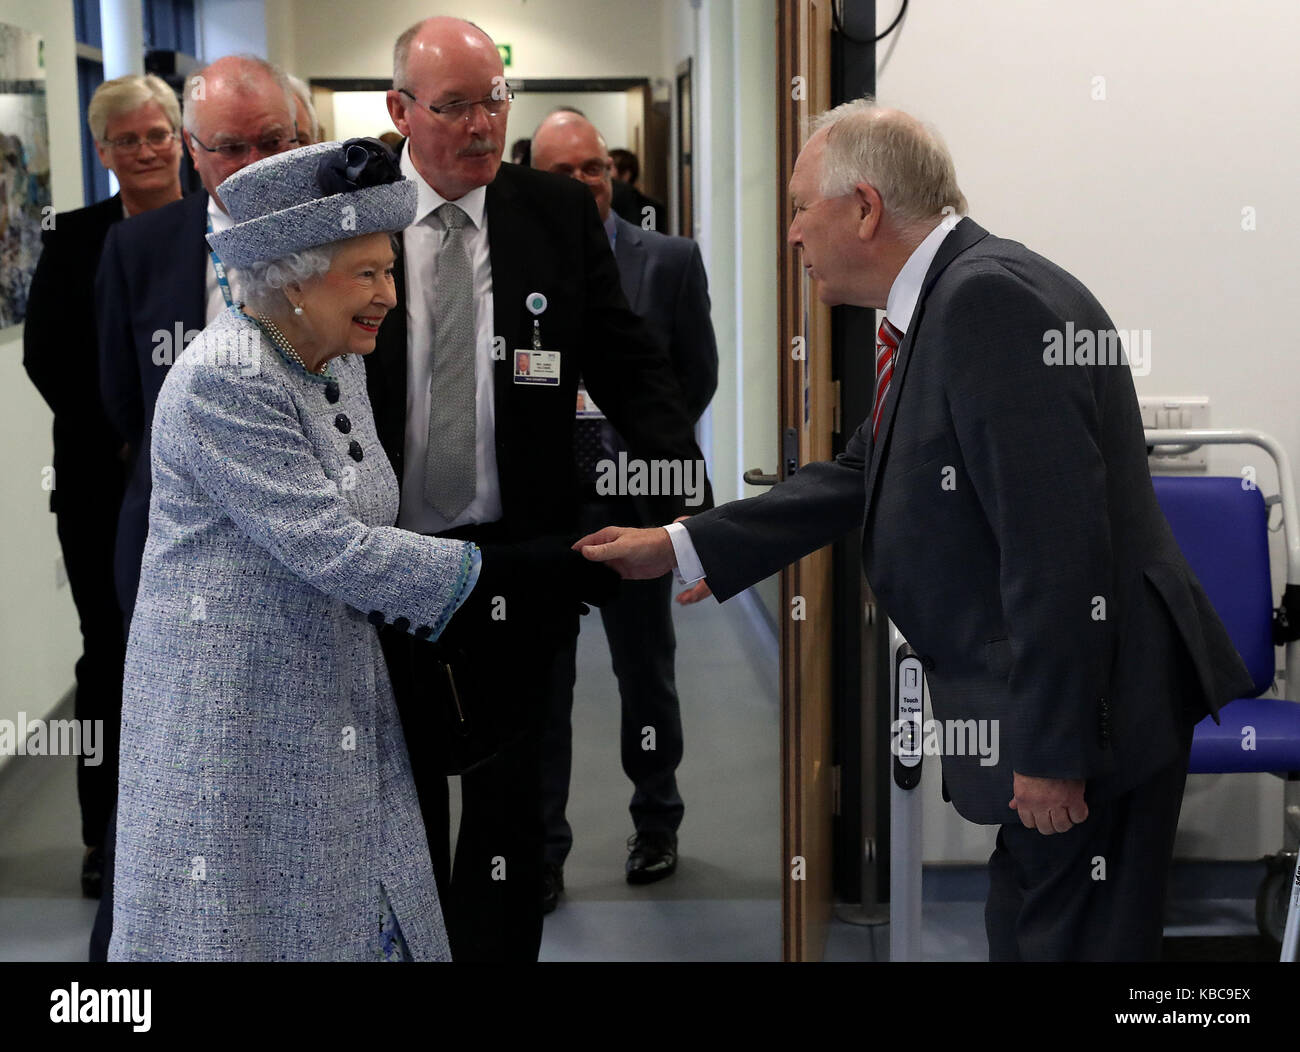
[385,90,410,139]
[853,182,884,241]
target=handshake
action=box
[455,522,713,643]
[571,520,712,605]
[455,534,620,643]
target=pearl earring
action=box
[293,304,304,316]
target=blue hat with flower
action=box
[206,138,416,269]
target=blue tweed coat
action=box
[109,307,477,961]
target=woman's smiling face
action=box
[296,232,399,356]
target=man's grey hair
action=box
[812,98,967,231]
[88,74,181,142]
[285,73,320,143]
[393,17,493,88]
[182,54,296,136]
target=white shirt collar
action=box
[884,219,957,334]
[207,192,234,232]
[400,144,487,228]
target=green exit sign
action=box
[497,44,512,68]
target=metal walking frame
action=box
[884,428,1300,961]
[1146,428,1300,963]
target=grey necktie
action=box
[423,202,477,521]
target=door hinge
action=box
[831,379,842,434]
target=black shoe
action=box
[626,831,677,885]
[542,862,564,914]
[81,846,103,899]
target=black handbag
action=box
[421,627,528,776]
[405,535,619,775]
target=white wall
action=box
[731,0,778,620]
[196,0,267,61]
[272,0,666,84]
[0,0,88,774]
[661,0,780,620]
[877,0,1300,862]
[508,90,629,152]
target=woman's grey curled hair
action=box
[240,246,336,312]
[239,234,402,313]
[813,98,968,234]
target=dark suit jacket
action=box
[611,179,667,234]
[611,214,716,422]
[602,214,717,524]
[684,218,1254,824]
[365,161,710,539]
[23,193,127,513]
[96,190,210,616]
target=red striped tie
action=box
[873,316,902,441]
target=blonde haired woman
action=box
[21,72,184,901]
[87,73,184,217]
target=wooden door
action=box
[776,0,835,962]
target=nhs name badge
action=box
[516,291,559,384]
[514,348,561,385]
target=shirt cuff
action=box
[451,543,482,613]
[664,522,706,585]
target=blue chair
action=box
[1147,428,1300,960]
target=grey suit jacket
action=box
[684,218,1253,824]
[610,214,718,423]
[601,216,717,526]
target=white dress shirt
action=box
[665,219,959,584]
[205,195,236,324]
[396,146,502,533]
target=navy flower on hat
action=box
[316,138,402,196]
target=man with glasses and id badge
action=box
[369,16,709,961]
[89,53,303,962]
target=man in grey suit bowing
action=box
[575,99,1253,961]
[530,110,717,908]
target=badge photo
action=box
[515,348,561,385]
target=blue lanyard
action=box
[205,214,234,309]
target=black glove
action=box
[451,535,620,644]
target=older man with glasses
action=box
[368,16,709,962]
[22,72,184,913]
[89,52,301,962]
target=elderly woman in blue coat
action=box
[108,140,474,961]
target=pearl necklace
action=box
[249,310,327,376]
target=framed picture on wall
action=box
[0,22,51,329]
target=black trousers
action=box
[386,629,555,961]
[541,498,685,866]
[54,480,126,964]
[88,802,116,961]
[383,521,565,962]
[53,492,126,848]
[984,731,1193,961]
